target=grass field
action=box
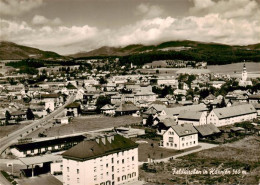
[208,62,260,77]
[140,136,260,184]
[26,115,142,138]
[0,122,31,138]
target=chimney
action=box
[101,137,106,145]
[107,135,114,143]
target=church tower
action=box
[242,62,247,81]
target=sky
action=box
[0,0,260,55]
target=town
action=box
[1,0,260,184]
[0,55,260,184]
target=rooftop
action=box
[62,134,138,161]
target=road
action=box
[0,94,76,156]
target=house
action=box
[101,104,115,115]
[194,124,221,138]
[115,102,139,115]
[207,104,257,127]
[209,81,226,89]
[178,111,207,126]
[204,94,216,104]
[156,118,177,135]
[10,110,26,121]
[62,134,139,185]
[65,102,80,117]
[33,93,64,112]
[248,94,260,104]
[162,124,198,150]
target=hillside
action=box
[69,40,260,60]
[0,41,65,60]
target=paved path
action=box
[139,142,218,165]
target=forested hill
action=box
[0,41,66,60]
[72,41,260,65]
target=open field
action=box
[208,62,260,77]
[0,122,31,139]
[139,136,260,184]
[26,115,142,138]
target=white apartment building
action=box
[162,124,198,150]
[62,134,139,185]
[207,104,257,127]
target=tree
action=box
[146,115,153,127]
[95,96,111,113]
[220,97,226,108]
[99,77,107,85]
[5,110,11,125]
[26,108,35,120]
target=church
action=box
[239,62,252,87]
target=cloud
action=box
[136,3,163,18]
[190,0,260,19]
[32,15,62,25]
[0,0,259,54]
[0,0,42,16]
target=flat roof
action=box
[19,155,62,166]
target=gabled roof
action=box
[194,124,220,137]
[248,94,260,100]
[178,111,204,121]
[101,104,115,110]
[170,124,198,137]
[10,110,26,116]
[212,104,256,119]
[36,93,60,99]
[65,102,80,108]
[162,118,177,127]
[163,104,207,116]
[205,94,216,100]
[62,135,138,161]
[116,102,138,112]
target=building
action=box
[207,104,257,127]
[239,63,252,87]
[62,134,139,185]
[162,124,198,150]
[65,102,80,117]
[101,104,115,115]
[10,135,86,157]
[178,111,207,126]
[248,94,260,104]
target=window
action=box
[77,169,79,174]
[67,167,69,172]
[182,137,185,141]
[112,174,114,180]
[77,178,80,183]
[175,144,177,147]
[94,167,97,172]
[94,175,97,181]
[112,166,114,172]
[194,141,196,144]
[31,150,34,153]
[117,160,119,164]
[122,159,124,164]
[106,163,108,168]
[100,165,103,170]
[132,156,134,161]
[168,137,173,142]
[106,172,109,176]
[111,158,114,163]
[117,177,120,182]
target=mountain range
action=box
[0,40,260,61]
